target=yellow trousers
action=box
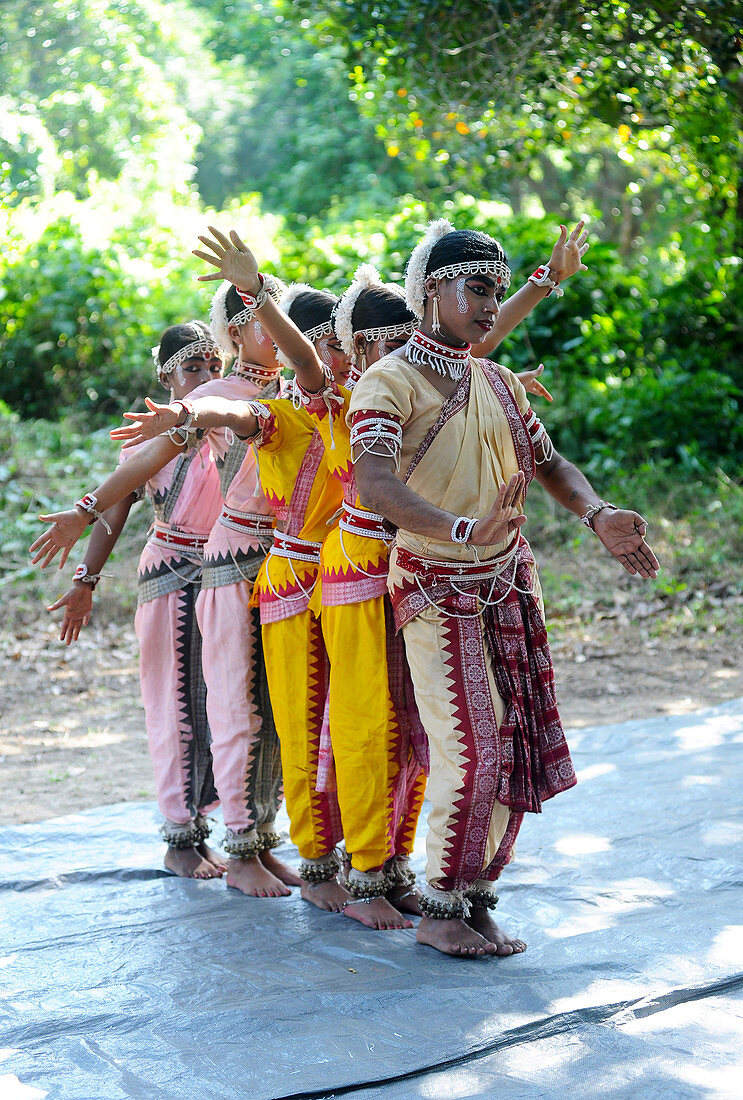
[261,610,342,860]
[321,595,426,874]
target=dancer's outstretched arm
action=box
[472,220,589,358]
[193,226,327,393]
[29,434,180,570]
[111,395,262,448]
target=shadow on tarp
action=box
[1,700,742,1100]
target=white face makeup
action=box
[253,318,266,345]
[456,277,468,313]
[376,338,387,359]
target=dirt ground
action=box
[2,591,741,826]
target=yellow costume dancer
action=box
[297,266,428,908]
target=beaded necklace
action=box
[406,329,472,381]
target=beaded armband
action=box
[348,410,403,470]
[528,264,564,298]
[523,406,555,464]
[74,493,113,534]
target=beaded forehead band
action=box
[429,259,511,289]
[405,218,511,318]
[358,321,415,343]
[152,324,222,377]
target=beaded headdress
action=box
[334,264,415,357]
[209,274,284,359]
[404,219,511,319]
[151,321,222,377]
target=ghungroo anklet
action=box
[419,885,470,920]
[222,828,265,859]
[160,815,211,849]
[345,868,391,899]
[298,851,341,884]
[465,887,499,910]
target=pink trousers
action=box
[135,586,218,831]
[196,578,282,855]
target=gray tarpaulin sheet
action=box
[2,700,742,1100]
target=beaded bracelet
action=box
[166,398,198,446]
[581,500,617,530]
[236,274,267,312]
[73,563,102,588]
[451,516,478,544]
[528,265,564,298]
[74,493,113,534]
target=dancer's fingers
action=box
[196,272,223,282]
[229,229,249,252]
[192,248,222,267]
[568,219,585,240]
[206,225,232,250]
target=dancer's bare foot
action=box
[343,897,413,930]
[416,916,496,956]
[386,883,423,916]
[164,845,223,880]
[301,877,352,913]
[196,842,227,874]
[225,856,291,897]
[260,849,302,887]
[466,907,527,955]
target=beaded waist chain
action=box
[395,535,521,584]
[149,522,209,551]
[339,503,390,541]
[270,531,322,566]
[218,507,275,536]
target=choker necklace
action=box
[407,329,471,381]
[232,360,282,386]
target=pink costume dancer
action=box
[44,322,226,869]
[186,278,292,888]
[128,433,223,846]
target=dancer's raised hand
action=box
[110,397,180,448]
[471,472,527,547]
[29,509,89,569]
[517,363,553,402]
[193,226,260,294]
[593,508,660,578]
[47,584,93,645]
[547,220,589,282]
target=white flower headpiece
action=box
[404,219,455,319]
[333,263,386,357]
[209,274,285,359]
[151,321,222,377]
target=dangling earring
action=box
[360,349,367,373]
[431,293,442,334]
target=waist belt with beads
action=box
[338,503,391,541]
[395,534,521,584]
[218,508,275,537]
[270,531,323,566]
[149,522,209,552]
